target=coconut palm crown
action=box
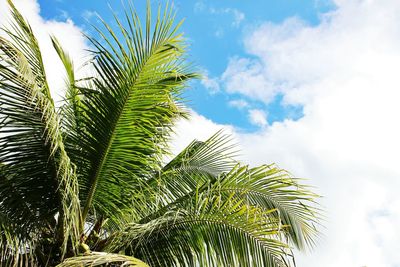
[0,1,320,266]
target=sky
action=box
[1,0,400,266]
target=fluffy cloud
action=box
[228,99,249,109]
[170,110,234,156]
[248,109,268,127]
[218,0,400,266]
[222,57,277,103]
[200,71,221,93]
[0,0,90,104]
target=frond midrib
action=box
[82,37,178,223]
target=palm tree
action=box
[0,1,320,266]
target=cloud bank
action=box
[212,0,400,265]
[177,0,400,266]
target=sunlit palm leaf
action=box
[0,0,81,257]
[215,164,321,249]
[108,136,319,266]
[61,1,197,226]
[104,190,291,267]
[128,130,238,222]
[56,252,149,267]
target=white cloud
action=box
[82,10,98,21]
[216,8,245,27]
[214,28,224,38]
[203,6,245,27]
[194,5,244,36]
[56,9,69,21]
[217,0,400,266]
[228,99,249,109]
[222,57,277,103]
[231,9,245,27]
[0,0,91,104]
[200,72,220,93]
[170,110,234,156]
[248,109,267,127]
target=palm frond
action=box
[163,130,238,176]
[0,212,39,267]
[215,164,321,250]
[0,0,81,257]
[105,190,291,267]
[52,36,90,214]
[135,131,238,223]
[70,2,197,225]
[104,134,319,265]
[56,252,149,267]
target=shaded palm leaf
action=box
[0,211,38,266]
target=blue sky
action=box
[37,0,333,131]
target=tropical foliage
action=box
[0,1,320,266]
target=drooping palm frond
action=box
[162,130,238,176]
[103,189,291,267]
[122,130,238,222]
[103,134,319,266]
[0,0,81,258]
[56,252,149,267]
[0,210,39,267]
[210,164,321,250]
[52,37,90,230]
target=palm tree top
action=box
[0,1,321,266]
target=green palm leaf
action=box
[104,190,291,267]
[131,130,238,222]
[98,131,319,266]
[213,164,321,250]
[0,210,38,266]
[0,0,81,258]
[60,1,197,226]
